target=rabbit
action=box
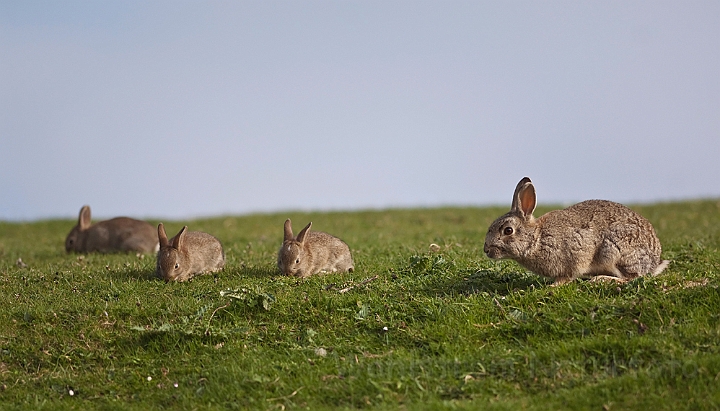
[277,219,354,278]
[65,205,159,253]
[156,223,225,282]
[484,177,669,285]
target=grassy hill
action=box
[1,201,719,410]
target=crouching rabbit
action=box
[277,219,354,278]
[156,223,225,282]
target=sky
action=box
[1,1,719,221]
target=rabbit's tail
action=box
[652,260,670,276]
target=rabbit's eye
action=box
[295,258,300,264]
[503,227,514,235]
[174,263,179,269]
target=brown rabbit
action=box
[65,205,158,253]
[484,177,669,285]
[277,219,354,278]
[156,223,225,282]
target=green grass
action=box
[1,201,719,410]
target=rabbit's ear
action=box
[79,205,91,230]
[297,222,312,243]
[158,223,169,248]
[511,177,536,218]
[173,226,188,249]
[284,219,294,241]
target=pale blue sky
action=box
[1,1,718,221]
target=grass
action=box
[0,201,719,410]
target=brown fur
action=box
[484,177,669,284]
[277,219,354,278]
[156,223,225,282]
[65,205,158,253]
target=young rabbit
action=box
[277,219,354,278]
[484,177,669,285]
[65,205,159,253]
[156,223,225,282]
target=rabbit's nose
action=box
[483,244,489,255]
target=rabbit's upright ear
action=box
[172,226,188,250]
[284,219,294,241]
[79,205,92,230]
[297,222,312,243]
[158,223,169,248]
[511,177,536,218]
